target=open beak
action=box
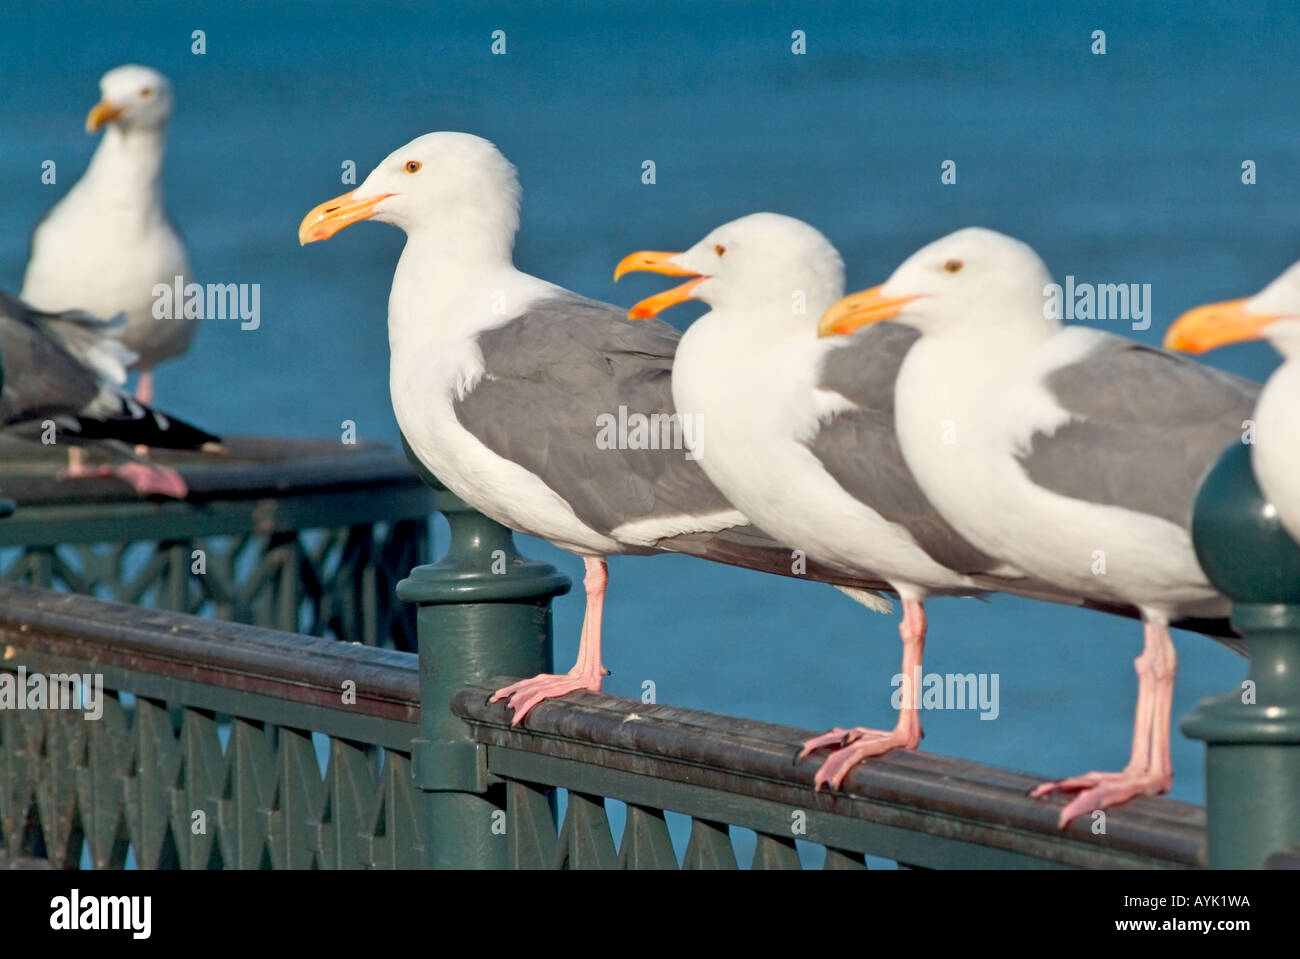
[817,286,921,337]
[85,100,123,133]
[613,250,704,320]
[298,190,394,245]
[1165,299,1280,354]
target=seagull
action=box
[299,133,892,724]
[816,227,1257,825]
[0,291,220,497]
[22,64,194,408]
[615,213,1172,790]
[1166,260,1300,546]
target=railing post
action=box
[1184,442,1300,868]
[397,439,570,869]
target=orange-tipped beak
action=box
[298,190,395,245]
[613,250,705,320]
[85,100,123,133]
[613,250,698,282]
[817,286,921,337]
[1165,299,1280,354]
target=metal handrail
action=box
[0,586,421,869]
[0,584,1205,869]
[0,437,431,648]
[451,683,1205,869]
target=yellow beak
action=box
[817,286,921,337]
[85,100,123,134]
[1164,299,1280,354]
[613,250,704,320]
[298,190,394,245]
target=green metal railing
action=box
[1185,443,1300,869]
[0,587,421,869]
[0,582,1210,870]
[0,437,430,650]
[0,439,1297,869]
[451,685,1211,869]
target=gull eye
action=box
[714,244,726,256]
[943,259,963,273]
[140,87,154,98]
[405,160,422,174]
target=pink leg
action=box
[61,445,116,481]
[1030,620,1177,827]
[490,557,609,725]
[800,598,927,791]
[134,369,155,457]
[113,463,189,498]
[135,369,155,406]
[66,446,87,475]
[60,454,189,498]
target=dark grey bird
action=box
[0,290,219,496]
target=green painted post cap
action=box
[1191,442,1300,603]
[395,433,571,605]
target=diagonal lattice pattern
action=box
[0,519,425,650]
[0,686,426,869]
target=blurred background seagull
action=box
[0,290,220,497]
[21,64,194,408]
[817,227,1258,826]
[1167,260,1300,546]
[299,133,893,725]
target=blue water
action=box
[4,0,1298,828]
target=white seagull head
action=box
[1167,259,1300,359]
[87,64,173,135]
[614,212,845,321]
[817,227,1055,341]
[298,132,521,254]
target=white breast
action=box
[387,267,621,557]
[895,333,1223,620]
[22,178,192,367]
[672,315,972,598]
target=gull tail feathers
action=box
[834,585,895,615]
[38,307,138,385]
[68,391,221,452]
[657,523,895,612]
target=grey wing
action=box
[40,308,134,383]
[454,293,895,591]
[1019,336,1260,528]
[0,291,102,426]
[453,293,723,537]
[811,323,1001,574]
[663,523,896,594]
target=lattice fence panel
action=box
[0,684,424,870]
[0,519,426,649]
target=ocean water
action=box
[3,0,1298,830]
